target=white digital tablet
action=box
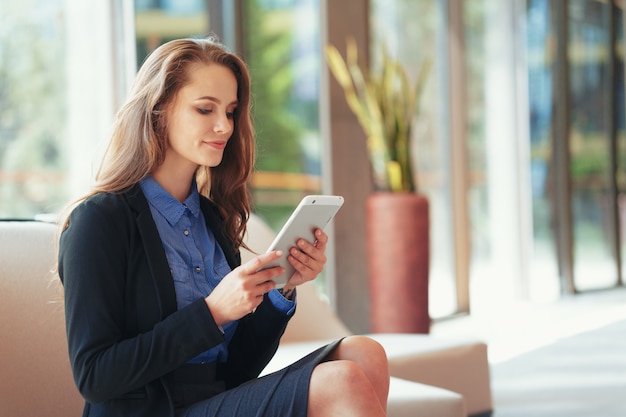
[261,195,344,288]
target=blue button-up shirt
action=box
[139,177,294,363]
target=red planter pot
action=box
[366,192,430,333]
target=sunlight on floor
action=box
[430,286,626,364]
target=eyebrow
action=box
[194,96,238,106]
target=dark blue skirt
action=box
[176,339,342,417]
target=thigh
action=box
[176,369,305,417]
[176,340,342,417]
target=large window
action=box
[525,0,625,294]
[241,0,323,230]
[134,0,209,62]
[568,0,622,290]
[1,0,135,220]
[0,0,66,219]
[134,1,324,232]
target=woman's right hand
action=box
[204,250,284,326]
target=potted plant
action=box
[326,38,431,333]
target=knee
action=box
[310,360,377,398]
[308,361,386,415]
[351,335,387,359]
[337,335,389,368]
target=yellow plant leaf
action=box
[325,45,354,90]
[325,38,429,192]
[387,161,402,192]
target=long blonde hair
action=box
[61,37,255,250]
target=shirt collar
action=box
[139,176,201,225]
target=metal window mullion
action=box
[552,0,576,294]
[608,1,623,286]
[447,0,471,313]
[208,0,243,54]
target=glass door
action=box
[527,0,562,299]
[568,0,621,290]
[526,0,623,296]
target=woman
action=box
[58,37,389,417]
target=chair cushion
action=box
[388,377,465,417]
[0,221,83,417]
[370,334,493,416]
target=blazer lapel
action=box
[125,184,178,317]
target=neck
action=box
[152,163,197,203]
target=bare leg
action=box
[307,336,390,416]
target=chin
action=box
[195,152,225,168]
[196,157,224,168]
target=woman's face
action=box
[163,62,238,175]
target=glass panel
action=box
[464,0,538,305]
[370,0,456,318]
[240,0,323,230]
[569,0,618,290]
[526,0,561,299]
[464,0,490,302]
[0,0,66,219]
[134,0,208,62]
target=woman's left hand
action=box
[284,228,328,288]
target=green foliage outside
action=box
[241,1,308,174]
[241,1,322,230]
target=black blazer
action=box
[58,184,291,417]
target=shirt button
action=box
[195,267,201,273]
[183,230,190,236]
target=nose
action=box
[213,113,233,135]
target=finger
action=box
[240,250,283,274]
[256,279,277,294]
[298,230,328,255]
[253,264,286,285]
[313,229,328,249]
[237,252,286,290]
[295,239,318,258]
[290,246,313,267]
[295,239,327,265]
[289,248,324,278]
[288,254,318,281]
[295,238,320,254]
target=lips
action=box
[204,141,227,149]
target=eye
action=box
[227,107,238,119]
[197,108,212,115]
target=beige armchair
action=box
[0,217,488,417]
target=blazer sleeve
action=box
[58,196,226,404]
[220,294,292,388]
